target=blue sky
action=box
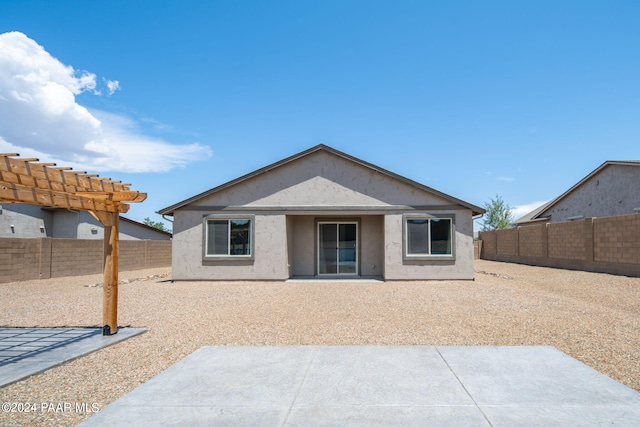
[1,1,639,229]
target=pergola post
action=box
[1,154,146,336]
[101,212,119,335]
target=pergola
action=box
[0,153,146,335]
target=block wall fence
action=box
[479,214,640,277]
[0,238,171,283]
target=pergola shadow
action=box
[0,327,146,388]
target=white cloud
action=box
[511,200,549,221]
[104,79,120,96]
[497,176,515,182]
[0,31,211,173]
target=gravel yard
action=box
[1,260,639,426]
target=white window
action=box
[404,215,454,259]
[204,216,253,258]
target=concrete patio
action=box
[80,346,640,426]
[0,327,146,387]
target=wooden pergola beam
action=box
[1,155,132,193]
[75,190,147,203]
[0,181,130,213]
[1,154,146,336]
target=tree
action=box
[481,194,513,231]
[143,217,170,232]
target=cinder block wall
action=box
[0,238,42,282]
[548,221,584,261]
[496,227,518,256]
[0,238,171,283]
[473,240,482,259]
[518,223,545,258]
[119,240,173,270]
[594,215,640,264]
[479,214,640,277]
[50,239,104,278]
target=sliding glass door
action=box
[318,222,358,275]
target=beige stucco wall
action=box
[172,211,289,280]
[360,215,384,277]
[288,215,315,277]
[0,205,169,240]
[170,149,477,281]
[190,150,454,209]
[173,209,474,281]
[383,210,475,280]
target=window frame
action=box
[402,213,456,261]
[202,214,255,261]
[316,220,360,276]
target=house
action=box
[515,160,640,225]
[158,145,484,280]
[0,204,171,240]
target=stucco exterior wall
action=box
[360,215,384,277]
[0,205,170,240]
[51,210,80,238]
[544,164,640,222]
[383,210,475,280]
[167,148,480,281]
[174,212,387,280]
[191,150,453,209]
[114,219,171,240]
[287,215,315,277]
[172,211,289,280]
[0,204,51,238]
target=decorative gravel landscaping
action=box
[1,260,638,426]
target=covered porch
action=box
[286,214,385,280]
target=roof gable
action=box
[159,144,484,215]
[518,160,640,223]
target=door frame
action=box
[316,219,360,277]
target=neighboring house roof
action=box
[40,207,172,237]
[158,144,485,216]
[513,200,553,225]
[515,160,640,224]
[1,204,172,239]
[119,216,173,238]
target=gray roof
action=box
[515,160,640,224]
[158,144,485,216]
[120,216,172,237]
[513,201,553,225]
